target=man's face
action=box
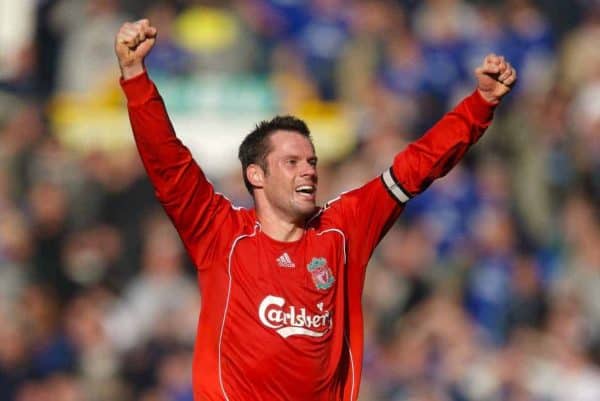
[261,130,318,222]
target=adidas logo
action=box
[276,252,295,268]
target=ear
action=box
[246,164,265,189]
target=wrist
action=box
[477,89,500,105]
[120,62,145,80]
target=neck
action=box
[255,208,307,242]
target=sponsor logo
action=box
[258,295,332,338]
[276,252,295,268]
[307,257,335,290]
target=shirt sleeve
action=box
[121,71,236,270]
[384,89,497,201]
[337,89,497,272]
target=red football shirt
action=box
[121,71,496,401]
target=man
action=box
[115,19,516,401]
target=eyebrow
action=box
[281,154,318,162]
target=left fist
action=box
[475,54,517,104]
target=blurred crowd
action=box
[1,0,600,400]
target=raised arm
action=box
[336,54,517,269]
[115,20,233,269]
[386,54,517,200]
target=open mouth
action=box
[295,185,316,198]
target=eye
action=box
[286,159,298,166]
[308,158,318,167]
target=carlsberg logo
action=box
[258,295,332,338]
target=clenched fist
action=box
[115,19,157,80]
[475,54,517,104]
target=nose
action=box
[301,161,317,181]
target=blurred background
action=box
[1,0,600,400]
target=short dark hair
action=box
[238,115,312,194]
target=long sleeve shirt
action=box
[121,71,496,401]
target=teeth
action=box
[296,185,314,194]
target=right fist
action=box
[115,19,157,79]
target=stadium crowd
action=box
[1,0,600,400]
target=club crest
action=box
[307,257,335,290]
